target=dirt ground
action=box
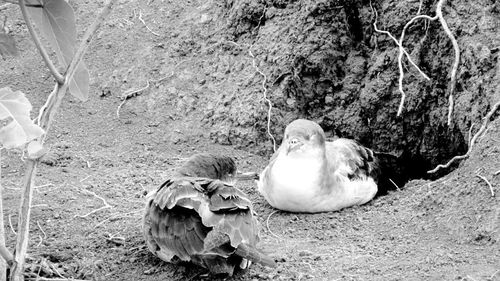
[1,0,499,280]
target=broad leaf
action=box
[27,140,46,159]
[0,31,19,57]
[0,87,45,149]
[27,0,89,101]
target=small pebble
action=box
[298,250,312,257]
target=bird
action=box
[143,153,276,276]
[257,119,404,213]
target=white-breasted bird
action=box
[143,153,276,276]
[257,119,401,213]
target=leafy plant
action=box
[0,0,116,280]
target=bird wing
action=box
[201,181,275,267]
[144,178,211,262]
[144,177,274,269]
[325,138,378,180]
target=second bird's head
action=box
[176,153,259,183]
[282,119,326,156]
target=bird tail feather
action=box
[235,244,277,268]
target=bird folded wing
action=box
[209,184,253,212]
[146,203,208,262]
[326,139,375,180]
[147,176,268,269]
[154,178,208,210]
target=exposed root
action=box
[73,186,112,218]
[435,0,460,126]
[266,210,281,239]
[388,178,400,190]
[428,101,500,174]
[467,122,475,146]
[371,0,460,121]
[495,170,500,176]
[249,47,277,152]
[370,1,431,81]
[226,40,277,152]
[135,9,159,37]
[476,173,495,197]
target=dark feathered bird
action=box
[143,153,276,276]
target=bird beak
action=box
[235,170,260,181]
[286,140,302,155]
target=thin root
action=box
[8,213,17,235]
[225,40,277,152]
[428,101,500,174]
[73,186,112,218]
[476,173,495,197]
[266,210,281,239]
[135,9,159,36]
[371,0,459,120]
[36,220,47,247]
[388,178,400,190]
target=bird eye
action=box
[289,138,299,145]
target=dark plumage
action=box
[143,153,275,275]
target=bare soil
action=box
[1,0,499,280]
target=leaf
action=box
[0,87,45,149]
[27,0,89,101]
[0,31,19,57]
[27,140,47,159]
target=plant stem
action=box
[0,152,8,281]
[39,0,117,130]
[18,0,64,84]
[10,1,117,280]
[10,160,36,281]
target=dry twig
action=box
[73,187,112,218]
[135,9,159,36]
[93,209,142,229]
[26,276,90,281]
[476,174,495,197]
[388,178,400,190]
[36,221,47,240]
[105,232,125,245]
[428,101,500,173]
[266,210,281,239]
[8,213,16,235]
[116,80,151,118]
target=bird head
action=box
[176,153,259,183]
[282,119,326,156]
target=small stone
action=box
[298,250,312,257]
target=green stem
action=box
[10,160,36,281]
[9,1,117,280]
[18,0,64,84]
